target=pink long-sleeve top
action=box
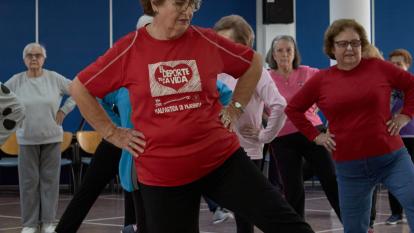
[269,65,322,137]
[285,58,414,162]
[219,68,287,160]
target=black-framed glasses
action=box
[334,40,361,48]
[173,0,201,12]
[25,53,44,59]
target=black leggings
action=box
[139,148,314,233]
[269,131,341,220]
[55,140,144,233]
[234,159,262,233]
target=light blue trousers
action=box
[335,147,414,233]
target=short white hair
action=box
[136,15,153,29]
[22,43,47,59]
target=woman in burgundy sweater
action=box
[285,18,414,233]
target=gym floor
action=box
[0,186,410,233]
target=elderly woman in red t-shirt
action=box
[69,1,314,233]
[286,18,414,233]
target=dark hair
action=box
[323,18,369,60]
[213,15,254,48]
[140,0,201,16]
[388,48,413,68]
[265,35,301,70]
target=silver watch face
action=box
[234,102,242,108]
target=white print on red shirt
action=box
[149,60,203,114]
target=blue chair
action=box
[61,132,77,192]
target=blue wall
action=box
[0,0,255,132]
[0,1,35,79]
[375,1,414,73]
[296,0,414,72]
[3,0,414,132]
[296,0,330,69]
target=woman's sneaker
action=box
[385,214,403,225]
[212,208,234,224]
[40,223,55,233]
[121,224,138,233]
[21,227,39,233]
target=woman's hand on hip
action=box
[106,127,146,157]
[55,110,66,125]
[314,130,336,153]
[220,105,242,132]
[387,114,411,136]
[239,124,260,141]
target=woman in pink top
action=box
[266,35,341,220]
[214,15,288,233]
[285,19,414,233]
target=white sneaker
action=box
[40,223,56,233]
[212,208,234,224]
[21,227,39,233]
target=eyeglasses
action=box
[334,40,361,48]
[172,0,201,12]
[25,53,44,59]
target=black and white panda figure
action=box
[0,83,25,145]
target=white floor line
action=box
[84,216,124,222]
[0,201,20,206]
[82,221,218,233]
[0,214,21,219]
[315,221,390,233]
[99,196,124,201]
[59,197,80,202]
[0,226,22,231]
[305,196,328,201]
[305,209,333,213]
[316,226,344,233]
[82,221,122,227]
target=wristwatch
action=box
[231,101,244,113]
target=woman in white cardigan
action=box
[214,15,287,233]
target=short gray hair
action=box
[22,43,47,59]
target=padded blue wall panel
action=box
[113,1,256,45]
[194,1,256,39]
[0,0,35,81]
[113,0,142,41]
[296,0,330,69]
[39,0,109,132]
[375,0,414,72]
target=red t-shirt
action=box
[286,58,414,162]
[78,26,254,186]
